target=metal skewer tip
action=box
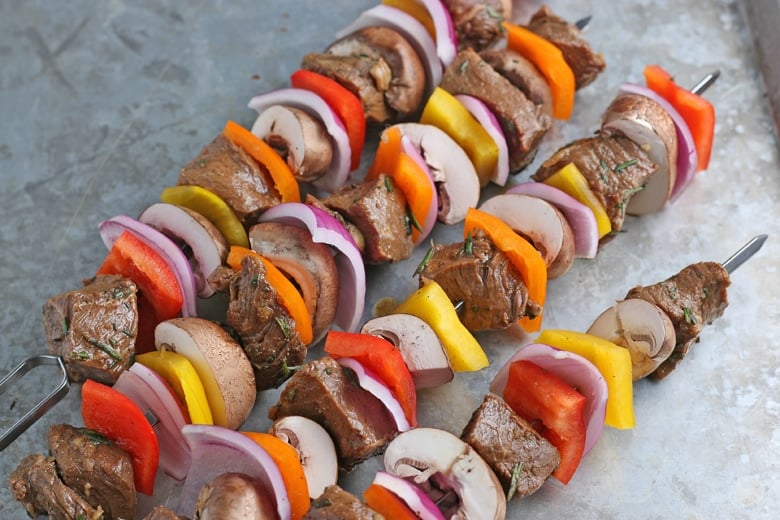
[721,234,768,274]
[575,15,592,31]
[690,70,721,95]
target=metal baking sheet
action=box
[1,0,778,518]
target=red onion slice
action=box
[507,182,599,259]
[455,94,509,186]
[372,471,445,520]
[335,4,442,94]
[179,424,291,519]
[248,88,351,193]
[98,215,197,317]
[400,135,438,245]
[617,83,698,201]
[490,343,608,455]
[418,0,458,66]
[337,358,411,432]
[113,363,191,481]
[259,203,365,332]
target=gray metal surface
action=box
[1,0,779,518]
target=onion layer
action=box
[337,357,410,432]
[99,215,197,316]
[372,471,445,520]
[259,203,365,332]
[490,343,607,455]
[178,424,291,519]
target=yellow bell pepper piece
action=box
[419,87,497,187]
[394,278,489,371]
[160,184,249,248]
[541,163,612,238]
[536,329,635,429]
[382,0,436,38]
[136,350,213,425]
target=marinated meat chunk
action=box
[527,5,606,89]
[9,453,104,520]
[226,255,307,390]
[418,229,540,330]
[461,393,560,499]
[441,48,551,172]
[42,274,137,384]
[302,52,393,124]
[143,506,189,520]
[269,357,397,470]
[532,135,657,239]
[178,134,281,226]
[443,0,509,52]
[625,261,730,379]
[320,174,414,264]
[305,485,384,519]
[480,48,554,117]
[47,424,135,520]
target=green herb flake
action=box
[683,307,697,324]
[198,159,206,168]
[85,336,123,361]
[702,287,710,300]
[407,207,422,233]
[79,428,113,446]
[414,243,435,276]
[61,317,70,337]
[507,462,524,501]
[280,360,301,379]
[120,328,135,338]
[111,287,125,299]
[461,231,474,256]
[459,60,469,74]
[276,316,292,340]
[613,159,638,173]
[312,497,332,509]
[384,175,394,192]
[286,387,297,402]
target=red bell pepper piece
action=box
[324,330,418,427]
[81,379,160,495]
[96,230,183,322]
[502,360,586,484]
[290,69,366,171]
[644,64,715,171]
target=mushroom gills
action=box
[251,105,334,182]
[269,415,339,500]
[586,298,676,380]
[361,313,453,389]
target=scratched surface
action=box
[1,0,778,518]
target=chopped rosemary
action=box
[459,60,469,74]
[61,317,69,337]
[414,243,435,276]
[683,307,697,324]
[461,231,474,255]
[406,208,422,235]
[613,159,638,173]
[276,316,292,339]
[111,287,125,299]
[280,360,301,379]
[384,175,394,192]
[198,159,206,168]
[79,428,113,446]
[286,387,297,402]
[85,336,122,361]
[507,462,524,501]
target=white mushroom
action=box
[392,123,480,224]
[155,318,256,429]
[587,298,676,380]
[361,313,453,389]
[383,427,506,520]
[194,473,277,519]
[138,202,228,298]
[251,104,334,182]
[269,416,339,500]
[479,193,576,279]
[601,93,679,215]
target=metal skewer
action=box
[721,234,768,274]
[690,70,721,95]
[575,15,592,31]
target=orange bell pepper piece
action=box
[464,208,547,332]
[644,65,715,171]
[81,379,160,495]
[290,69,366,172]
[503,22,576,120]
[363,483,419,519]
[227,246,313,345]
[367,127,435,244]
[242,432,310,520]
[223,120,300,203]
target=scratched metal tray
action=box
[1,1,778,518]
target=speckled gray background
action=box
[1,0,778,518]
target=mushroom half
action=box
[383,427,506,520]
[361,313,453,389]
[269,415,339,500]
[587,298,676,380]
[194,473,277,520]
[392,122,480,224]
